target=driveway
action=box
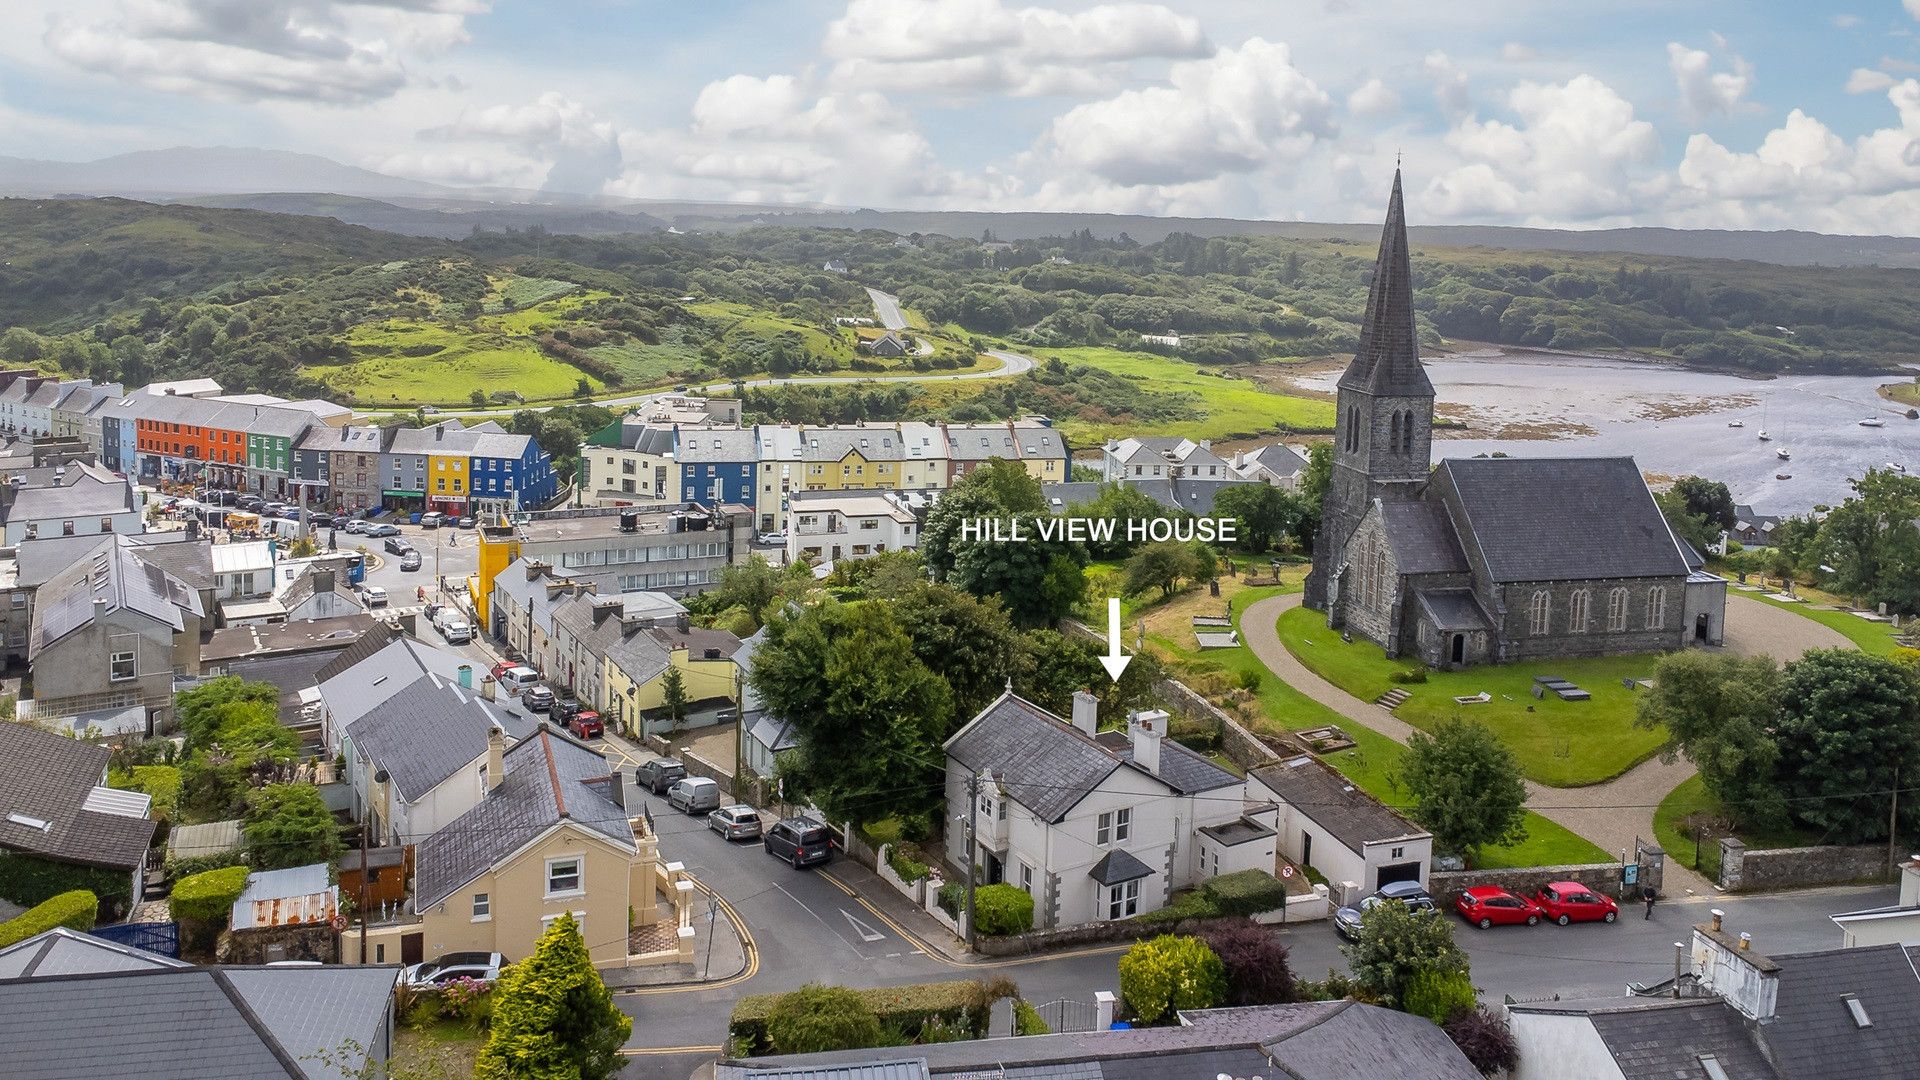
[866,287,909,331]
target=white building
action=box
[0,462,143,545]
[1228,443,1310,490]
[1101,437,1230,482]
[786,492,918,567]
[943,690,1272,929]
[1247,754,1432,898]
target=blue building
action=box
[676,428,756,510]
[468,427,557,516]
[93,394,148,475]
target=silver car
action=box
[707,804,763,841]
[668,776,722,814]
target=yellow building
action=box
[428,452,469,516]
[345,727,691,971]
[599,623,744,737]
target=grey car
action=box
[637,758,687,795]
[668,776,722,814]
[707,804,763,841]
[1334,880,1435,941]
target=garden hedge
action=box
[972,883,1034,936]
[729,979,1002,1055]
[0,851,136,909]
[171,865,251,923]
[164,849,251,881]
[0,889,98,948]
[1198,870,1288,918]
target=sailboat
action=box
[1777,447,1791,460]
[1861,416,1886,428]
[1757,398,1771,441]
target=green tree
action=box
[476,914,630,1080]
[1118,934,1227,1024]
[750,602,952,828]
[660,666,689,724]
[891,582,1019,720]
[1656,489,1720,555]
[1400,719,1528,866]
[1075,482,1170,559]
[1775,649,1920,839]
[1813,470,1920,612]
[703,555,806,630]
[1211,484,1300,554]
[1342,898,1467,1006]
[470,390,487,408]
[963,458,1048,514]
[1401,968,1478,1024]
[1123,540,1202,598]
[1635,652,1785,827]
[243,784,341,870]
[765,984,883,1055]
[1014,628,1163,719]
[0,327,45,363]
[1671,476,1737,530]
[1297,443,1333,544]
[949,518,1087,627]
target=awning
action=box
[382,489,424,498]
[1088,848,1154,886]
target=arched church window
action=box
[1529,590,1552,636]
[1607,587,1629,632]
[1567,589,1591,633]
[1646,586,1667,630]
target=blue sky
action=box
[1,0,1918,232]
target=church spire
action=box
[1338,169,1433,398]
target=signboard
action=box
[1280,864,1295,879]
[1622,863,1639,887]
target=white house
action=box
[785,492,918,567]
[1,462,143,545]
[345,672,535,846]
[943,690,1271,929]
[1830,857,1920,948]
[1228,443,1310,490]
[1101,437,1230,482]
[278,565,365,622]
[1248,754,1431,898]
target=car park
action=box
[707,805,763,841]
[668,776,722,814]
[1334,880,1436,941]
[367,523,400,538]
[1533,882,1619,925]
[458,517,476,529]
[637,758,687,795]
[1454,886,1542,929]
[763,817,834,868]
[400,951,503,989]
[420,512,444,529]
[362,585,388,608]
[522,685,554,711]
[399,551,422,572]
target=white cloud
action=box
[44,0,485,104]
[822,0,1209,96]
[418,90,622,192]
[1038,38,1334,187]
[1847,67,1896,94]
[1667,38,1752,119]
[1500,42,1537,62]
[1424,51,1471,116]
[1832,13,1860,29]
[1347,78,1400,118]
[1907,0,1920,21]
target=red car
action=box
[1533,881,1619,925]
[489,661,517,681]
[567,711,605,739]
[1454,886,1542,929]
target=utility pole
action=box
[963,771,980,952]
[1890,765,1901,877]
[356,820,369,964]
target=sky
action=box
[3,0,1920,232]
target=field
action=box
[1033,347,1336,443]
[322,314,605,406]
[1880,380,1920,406]
[1652,775,1821,879]
[1274,606,1668,787]
[1138,574,1607,869]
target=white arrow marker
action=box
[1099,596,1132,682]
[841,909,885,943]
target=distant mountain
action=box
[0,147,464,200]
[178,192,670,240]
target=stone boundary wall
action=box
[642,735,735,798]
[1428,864,1627,909]
[1719,840,1892,892]
[973,897,1326,958]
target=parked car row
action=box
[641,753,836,870]
[1335,879,1620,940]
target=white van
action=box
[499,666,542,694]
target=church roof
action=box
[1338,169,1434,400]
[1415,590,1492,632]
[1435,456,1690,583]
[1377,501,1468,575]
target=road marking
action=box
[816,869,1134,969]
[617,1045,726,1057]
[841,909,886,943]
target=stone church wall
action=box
[1494,578,1688,662]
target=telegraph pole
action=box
[1889,765,1901,878]
[963,771,980,952]
[356,820,369,964]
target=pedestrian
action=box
[1642,884,1657,919]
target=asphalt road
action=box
[866,287,909,331]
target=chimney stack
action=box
[481,676,496,702]
[676,611,690,634]
[1128,709,1167,776]
[457,664,473,689]
[1711,909,1723,932]
[1739,932,1752,952]
[486,725,504,790]
[1070,690,1099,738]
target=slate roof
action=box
[0,926,187,978]
[30,535,204,655]
[718,1063,927,1080]
[346,673,535,801]
[1250,754,1429,856]
[413,725,635,909]
[1761,943,1920,1080]
[945,693,1122,823]
[0,720,155,871]
[1377,500,1469,575]
[1087,848,1154,886]
[617,421,678,455]
[0,959,399,1080]
[721,1001,1479,1080]
[1235,442,1308,478]
[1415,589,1492,632]
[1337,170,1433,399]
[1093,728,1239,795]
[1435,456,1690,583]
[318,635,481,737]
[1581,997,1782,1080]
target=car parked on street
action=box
[497,666,542,694]
[668,776,721,814]
[1333,880,1435,941]
[566,710,603,739]
[420,512,444,529]
[400,951,504,989]
[458,517,476,529]
[399,551,422,572]
[367,523,400,538]
[435,611,473,645]
[362,585,389,608]
[1533,882,1619,925]
[707,805,763,841]
[763,817,833,869]
[636,758,686,795]
[1454,886,1542,929]
[522,685,554,711]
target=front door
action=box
[401,932,424,965]
[1695,613,1710,641]
[1301,832,1312,869]
[1450,634,1465,665]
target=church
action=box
[1303,172,1728,669]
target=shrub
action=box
[164,849,250,881]
[0,889,98,948]
[766,984,885,1055]
[1388,668,1428,684]
[1343,900,1467,1006]
[1444,1006,1521,1077]
[731,980,1002,1056]
[1118,934,1227,1025]
[857,818,905,849]
[972,883,1034,936]
[477,914,628,1080]
[1013,998,1051,1036]
[936,882,966,919]
[0,851,135,910]
[243,784,341,870]
[1195,918,1297,1005]
[1401,969,1478,1025]
[887,846,932,885]
[170,865,250,923]
[110,765,181,822]
[1199,869,1289,917]
[1234,669,1263,693]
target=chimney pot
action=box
[1070,690,1099,738]
[1128,709,1167,776]
[1711,909,1724,932]
[457,664,473,689]
[1739,932,1752,951]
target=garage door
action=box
[1375,862,1421,889]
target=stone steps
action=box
[1375,688,1411,710]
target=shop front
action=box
[382,488,425,515]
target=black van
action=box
[763,817,834,869]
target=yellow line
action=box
[618,1045,726,1057]
[615,874,761,996]
[816,870,1131,969]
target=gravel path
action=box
[1240,592,1852,896]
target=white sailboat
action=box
[1861,416,1886,428]
[1757,399,1770,441]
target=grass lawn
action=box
[1653,774,1822,879]
[394,1019,483,1077]
[322,317,605,406]
[1731,588,1908,656]
[1142,575,1608,869]
[1275,606,1667,787]
[1032,347,1337,443]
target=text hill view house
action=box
[1303,171,1728,668]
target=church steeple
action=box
[1337,169,1433,398]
